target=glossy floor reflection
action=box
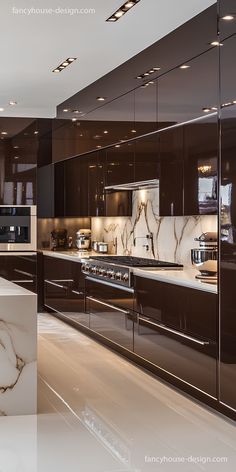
[1,313,236,471]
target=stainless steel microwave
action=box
[0,206,37,251]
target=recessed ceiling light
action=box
[9,100,17,106]
[115,144,121,148]
[96,145,102,148]
[52,57,77,73]
[97,97,106,101]
[0,107,4,112]
[63,109,69,112]
[135,66,161,79]
[34,131,39,135]
[1,131,8,135]
[179,64,190,69]
[202,107,211,112]
[106,0,140,22]
[222,15,234,20]
[131,129,137,133]
[210,41,223,46]
[104,130,108,134]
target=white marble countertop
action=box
[40,249,110,262]
[0,277,35,296]
[40,250,218,294]
[133,267,218,294]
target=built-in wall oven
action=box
[0,205,37,251]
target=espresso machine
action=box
[51,229,68,251]
[75,229,91,251]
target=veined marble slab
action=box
[0,278,37,416]
[91,188,218,267]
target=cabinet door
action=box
[86,278,134,350]
[184,115,218,215]
[37,163,65,218]
[88,151,106,216]
[44,256,87,325]
[135,134,159,182]
[106,141,135,187]
[64,156,88,217]
[134,277,217,396]
[219,34,236,411]
[0,254,37,293]
[159,127,184,216]
[219,0,236,40]
[157,47,218,128]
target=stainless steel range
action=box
[82,256,183,288]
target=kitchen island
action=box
[0,277,37,416]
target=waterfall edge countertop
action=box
[40,250,217,294]
[0,277,37,416]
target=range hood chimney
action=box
[105,179,159,191]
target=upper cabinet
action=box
[184,116,218,216]
[106,141,135,187]
[134,134,159,182]
[88,151,106,217]
[157,47,219,128]
[159,127,184,216]
[64,155,88,217]
[0,118,37,205]
[37,161,65,218]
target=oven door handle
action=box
[86,296,130,315]
[138,316,210,346]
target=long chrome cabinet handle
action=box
[45,280,67,290]
[72,290,84,296]
[138,316,210,346]
[85,276,134,293]
[11,279,34,283]
[86,296,129,314]
[14,268,35,277]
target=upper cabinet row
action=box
[52,46,218,161]
[38,114,218,218]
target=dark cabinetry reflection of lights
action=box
[219,33,236,412]
[159,127,184,216]
[134,134,159,182]
[44,256,87,326]
[37,161,65,218]
[64,155,88,217]
[219,0,236,40]
[106,141,135,186]
[134,276,218,396]
[184,115,218,216]
[88,151,106,217]
[134,81,157,137]
[0,254,37,292]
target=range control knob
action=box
[92,266,97,274]
[116,271,122,280]
[88,265,94,273]
[122,272,129,282]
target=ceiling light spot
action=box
[14,156,20,159]
[1,131,8,135]
[210,41,223,46]
[222,15,234,20]
[9,100,17,106]
[106,0,140,22]
[179,64,190,69]
[0,107,4,112]
[115,10,124,18]
[104,130,108,134]
[72,118,77,122]
[34,131,39,135]
[63,109,69,112]
[62,62,69,66]
[131,129,137,133]
[97,97,106,101]
[202,107,211,113]
[53,69,60,73]
[52,57,77,73]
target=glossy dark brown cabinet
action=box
[135,134,159,182]
[134,276,218,396]
[0,254,37,292]
[184,116,218,215]
[219,33,236,411]
[44,256,87,326]
[64,156,88,217]
[159,127,184,216]
[85,278,134,351]
[37,162,65,218]
[106,141,135,186]
[88,151,106,216]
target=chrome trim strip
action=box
[86,296,129,314]
[11,279,34,283]
[14,269,34,278]
[219,401,236,413]
[138,316,210,346]
[72,290,84,296]
[85,276,134,293]
[45,280,66,290]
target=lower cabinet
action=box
[134,276,218,397]
[44,255,88,326]
[85,278,134,351]
[0,254,37,292]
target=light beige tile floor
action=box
[0,312,236,471]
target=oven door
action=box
[85,277,134,351]
[0,205,36,251]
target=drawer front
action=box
[0,254,37,293]
[86,277,134,311]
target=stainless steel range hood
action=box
[105,179,159,191]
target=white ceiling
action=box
[0,0,215,118]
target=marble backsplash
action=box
[91,189,217,267]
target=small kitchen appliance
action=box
[51,228,68,251]
[191,232,218,282]
[76,229,91,251]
